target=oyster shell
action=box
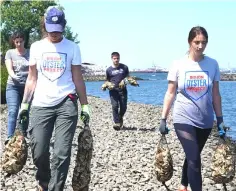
[154,135,173,183]
[1,128,28,175]
[101,81,115,90]
[72,126,93,191]
[211,138,235,183]
[127,76,139,86]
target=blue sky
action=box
[59,0,236,70]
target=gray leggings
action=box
[174,123,212,191]
[28,96,78,191]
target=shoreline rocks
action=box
[83,75,143,82]
[83,75,106,81]
[0,96,236,191]
[220,73,236,81]
[82,73,236,82]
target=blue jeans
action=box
[6,84,25,138]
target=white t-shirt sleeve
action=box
[167,61,178,81]
[29,42,37,66]
[214,61,220,81]
[72,43,81,65]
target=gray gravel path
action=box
[0,96,235,191]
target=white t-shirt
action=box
[29,37,81,107]
[167,55,220,129]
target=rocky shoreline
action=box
[220,73,236,81]
[82,73,236,82]
[0,96,236,191]
[83,75,143,82]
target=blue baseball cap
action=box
[44,6,66,33]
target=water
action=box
[85,72,236,140]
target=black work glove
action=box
[159,118,169,134]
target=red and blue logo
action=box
[41,52,67,81]
[184,71,209,101]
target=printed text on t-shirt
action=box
[41,52,67,81]
[184,71,209,101]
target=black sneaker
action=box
[113,123,121,130]
[4,137,11,145]
[120,117,123,128]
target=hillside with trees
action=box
[0,0,79,64]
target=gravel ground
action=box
[0,96,235,191]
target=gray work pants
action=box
[28,96,78,191]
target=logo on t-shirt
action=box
[41,52,67,81]
[13,59,28,72]
[111,68,124,75]
[184,71,209,101]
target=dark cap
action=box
[44,6,66,32]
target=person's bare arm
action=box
[22,65,37,103]
[212,81,222,117]
[161,81,177,119]
[71,65,88,105]
[5,59,17,78]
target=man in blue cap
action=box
[19,6,91,191]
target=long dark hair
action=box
[188,26,208,44]
[186,26,208,55]
[9,31,25,48]
[40,16,48,38]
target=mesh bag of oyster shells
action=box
[211,137,235,184]
[154,134,173,183]
[1,121,28,175]
[101,81,115,90]
[72,124,93,191]
[127,76,139,86]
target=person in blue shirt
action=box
[105,52,129,130]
